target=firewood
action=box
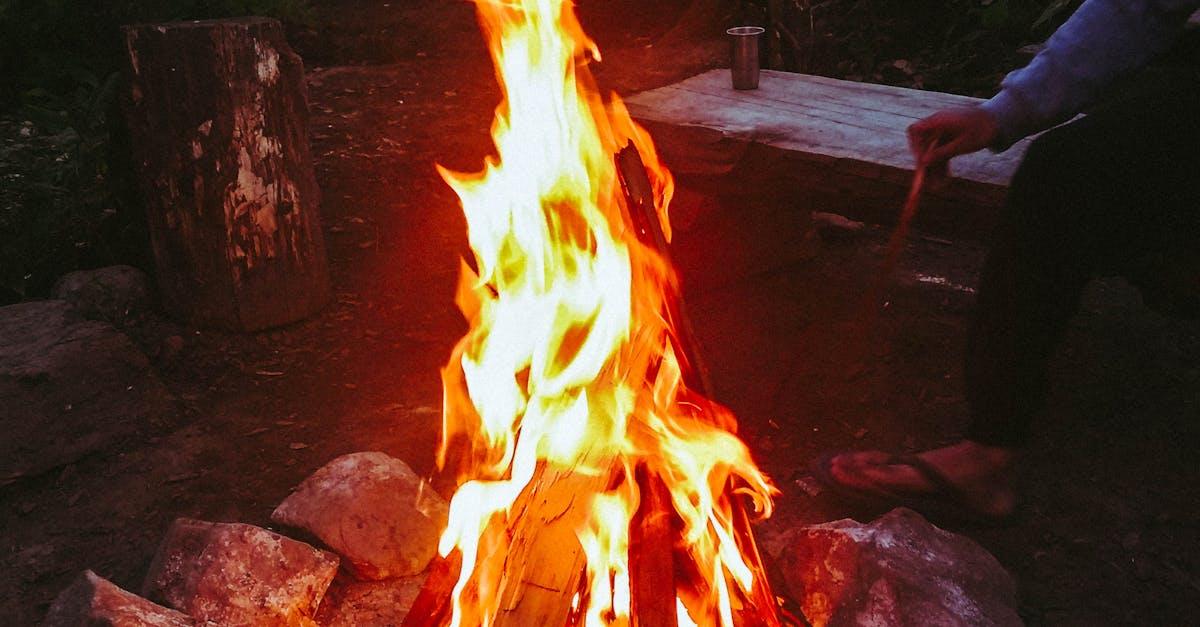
[401,462,614,627]
[404,145,790,627]
[617,142,783,627]
[494,463,616,624]
[630,467,678,627]
[402,553,459,627]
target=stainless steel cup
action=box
[727,26,765,90]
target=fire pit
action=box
[400,1,783,625]
[32,4,1038,627]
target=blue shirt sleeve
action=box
[980,0,1200,149]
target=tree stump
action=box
[123,17,330,331]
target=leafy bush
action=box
[0,74,141,302]
[0,1,313,109]
[744,0,1083,96]
[0,0,312,304]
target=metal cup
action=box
[727,26,765,90]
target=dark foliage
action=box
[741,0,1083,96]
[0,0,1090,304]
[0,0,312,304]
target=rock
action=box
[777,508,1021,627]
[272,452,448,580]
[51,265,153,327]
[142,518,339,626]
[313,573,425,626]
[43,570,203,626]
[0,301,170,484]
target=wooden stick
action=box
[402,553,459,627]
[616,143,785,627]
[856,144,935,327]
[630,465,679,627]
[615,145,714,396]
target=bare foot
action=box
[827,440,1018,518]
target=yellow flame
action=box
[435,1,777,625]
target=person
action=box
[813,0,1200,520]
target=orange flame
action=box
[435,1,777,625]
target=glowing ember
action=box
[433,1,777,625]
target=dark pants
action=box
[965,75,1200,448]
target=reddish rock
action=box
[777,508,1021,627]
[51,265,153,327]
[313,573,425,626]
[271,452,448,580]
[42,570,202,626]
[0,301,171,485]
[142,519,338,626]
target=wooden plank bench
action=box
[625,69,1032,238]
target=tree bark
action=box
[123,17,330,331]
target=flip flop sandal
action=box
[809,450,1017,528]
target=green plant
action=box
[0,70,139,301]
[0,0,312,303]
[743,0,1084,95]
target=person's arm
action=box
[982,0,1200,149]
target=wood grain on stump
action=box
[123,17,330,331]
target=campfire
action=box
[404,1,782,625]
[27,3,1050,627]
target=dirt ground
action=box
[3,1,1199,625]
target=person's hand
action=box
[907,106,999,173]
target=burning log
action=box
[401,143,791,627]
[122,18,330,331]
[403,553,461,626]
[401,1,787,625]
[401,465,612,627]
[628,465,679,627]
[617,143,786,627]
[493,464,616,623]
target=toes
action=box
[829,450,892,489]
[829,451,933,494]
[830,450,889,470]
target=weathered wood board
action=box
[625,70,1034,236]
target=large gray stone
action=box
[272,452,448,580]
[42,570,203,626]
[142,519,339,627]
[0,301,170,485]
[52,265,153,327]
[777,508,1021,627]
